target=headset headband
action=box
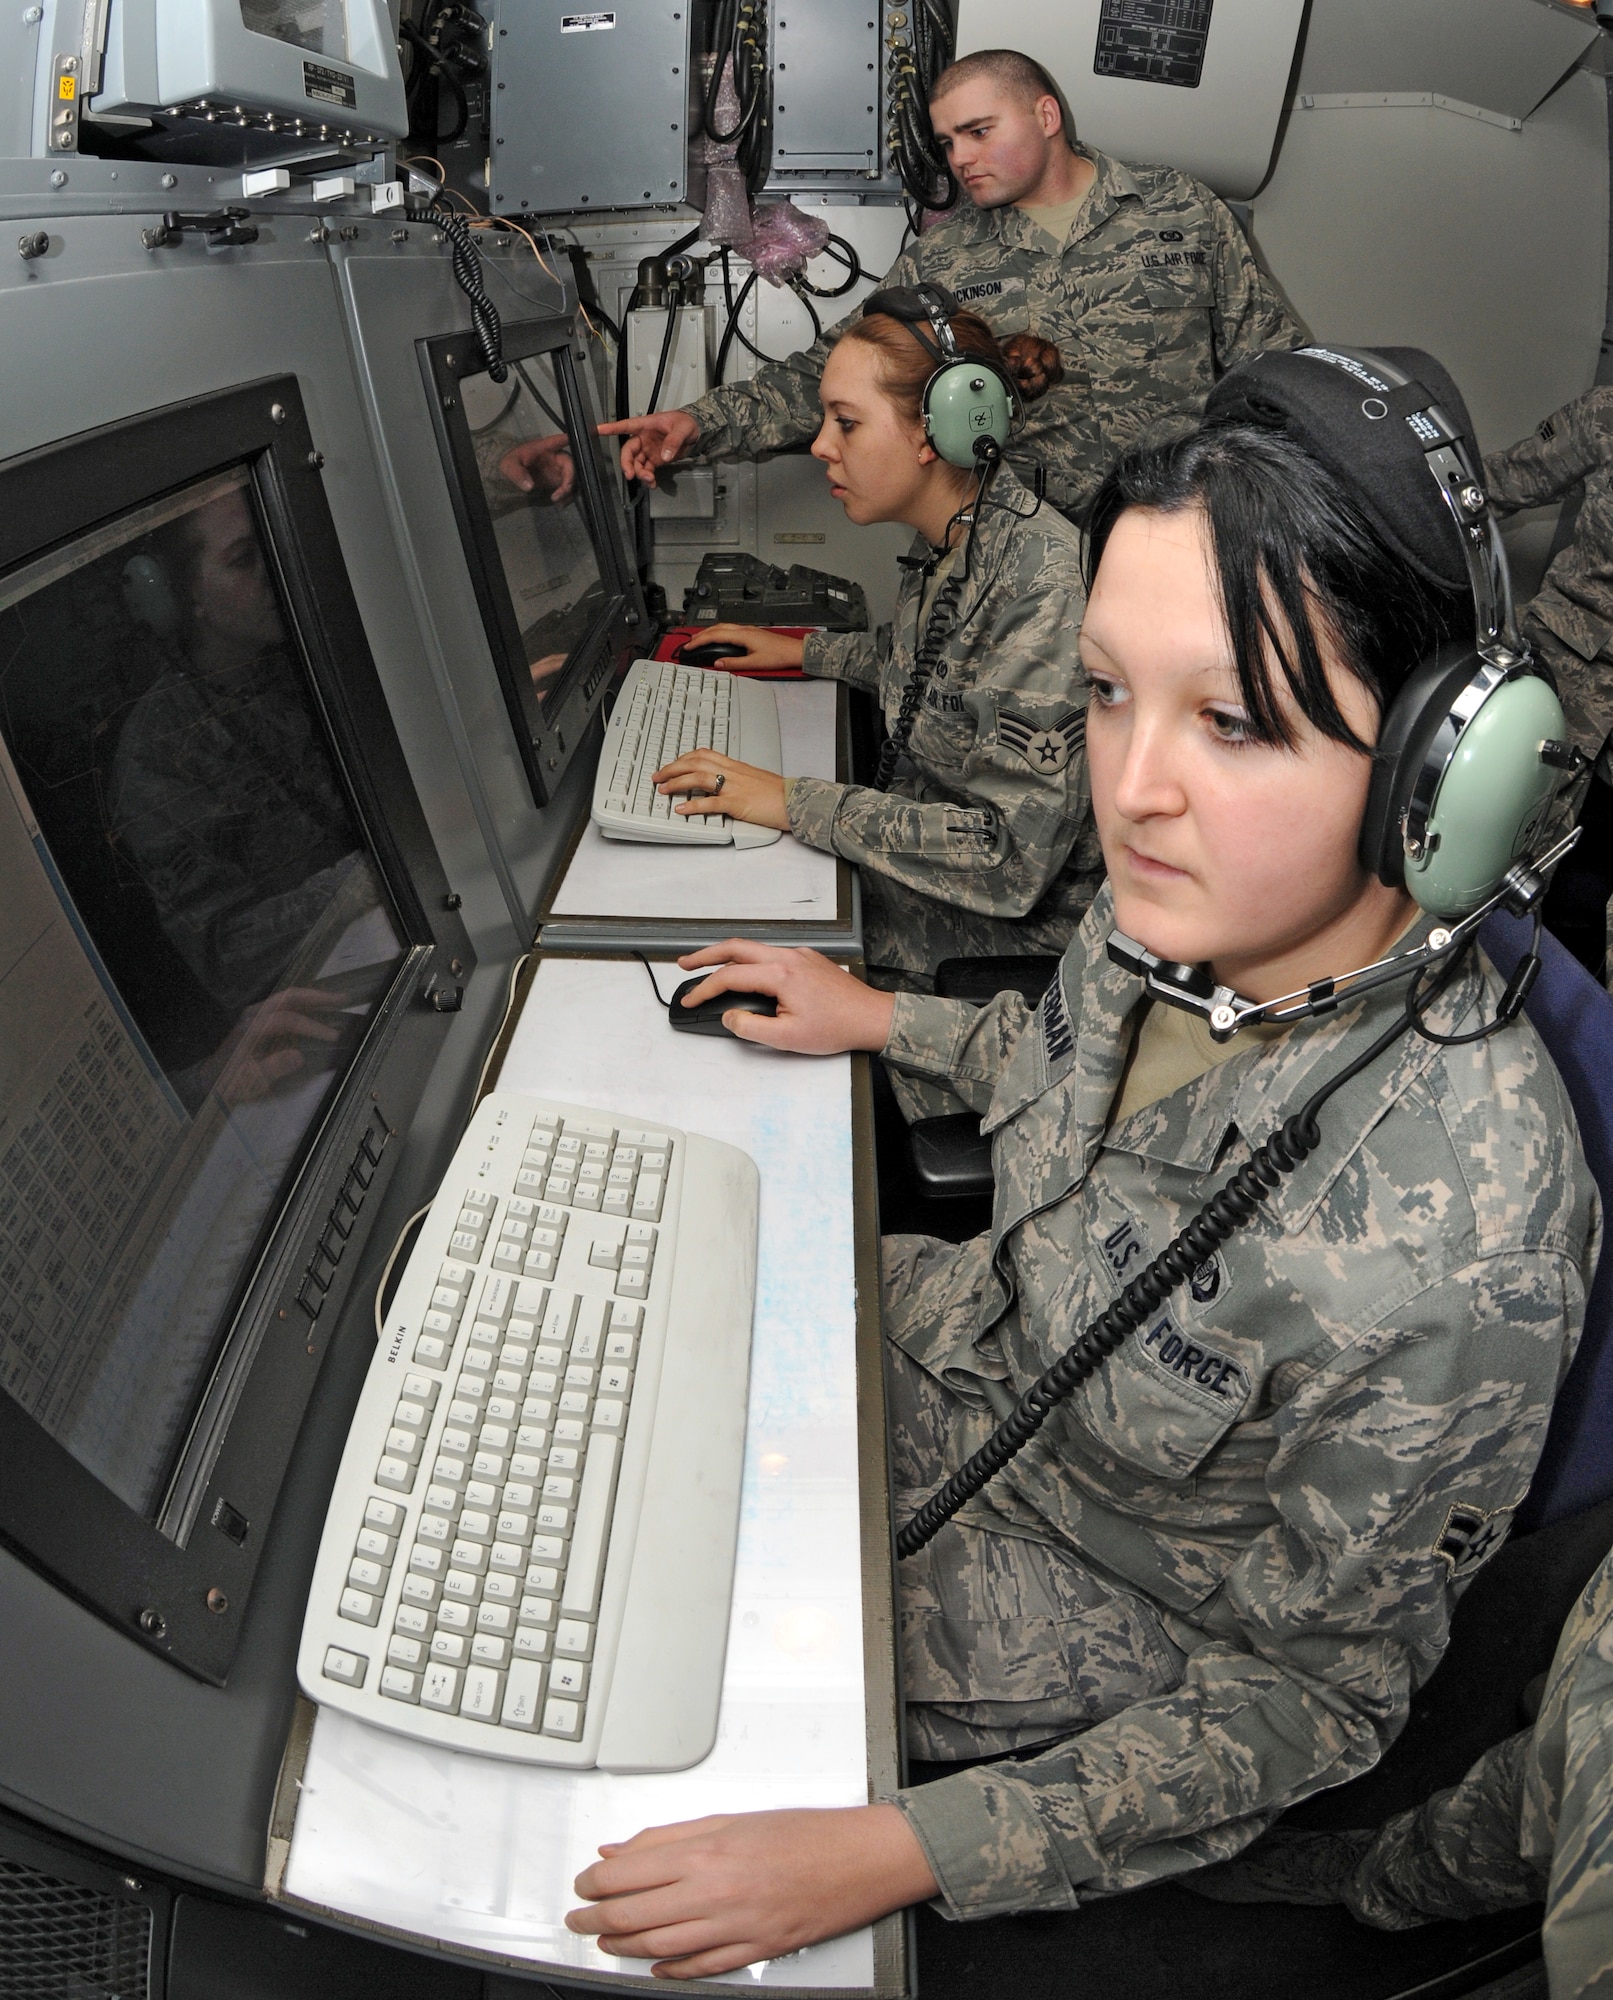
[860,282,961,368]
[1299,347,1524,670]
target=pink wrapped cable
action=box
[747,200,831,284]
[697,56,754,249]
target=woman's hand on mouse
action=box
[675,941,895,1054]
[653,752,790,832]
[685,624,806,671]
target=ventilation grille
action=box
[0,1854,151,2000]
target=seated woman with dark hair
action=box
[558,355,1601,1976]
[651,300,1099,1101]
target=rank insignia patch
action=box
[999,707,1085,773]
[1434,1502,1505,1577]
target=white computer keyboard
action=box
[591,658,782,848]
[298,1092,758,1771]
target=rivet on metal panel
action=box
[159,171,176,187]
[48,168,66,186]
[306,450,324,468]
[270,401,286,423]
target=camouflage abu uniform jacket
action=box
[1484,386,1613,761]
[683,148,1304,523]
[789,467,1101,976]
[878,889,1598,1915]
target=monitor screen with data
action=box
[0,464,409,1522]
[427,320,636,808]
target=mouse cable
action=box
[636,951,679,1006]
[895,936,1514,1559]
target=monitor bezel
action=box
[0,375,474,1684]
[421,316,641,808]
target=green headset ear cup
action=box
[924,362,1013,469]
[1360,640,1480,889]
[1404,673,1568,918]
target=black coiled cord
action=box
[874,571,963,788]
[427,209,507,383]
[896,980,1441,1559]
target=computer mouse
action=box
[677,641,749,667]
[667,975,779,1036]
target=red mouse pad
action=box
[652,626,813,677]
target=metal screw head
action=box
[1428,927,1453,952]
[270,401,286,423]
[390,225,408,243]
[1461,483,1485,512]
[17,231,48,259]
[23,6,42,20]
[206,1587,229,1614]
[1209,1003,1238,1037]
[306,449,324,468]
[444,891,462,910]
[48,168,66,187]
[159,171,176,188]
[137,1607,168,1640]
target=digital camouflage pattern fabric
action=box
[1484,387,1613,770]
[787,466,1102,1004]
[1188,1545,1613,2000]
[683,148,1305,523]
[873,890,1599,1917]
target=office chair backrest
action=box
[1482,910,1613,1532]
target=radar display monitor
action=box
[425,318,642,808]
[0,379,472,1681]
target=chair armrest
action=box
[908,1112,994,1200]
[933,955,1061,1007]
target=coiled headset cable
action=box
[874,448,999,789]
[896,931,1522,1559]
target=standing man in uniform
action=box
[562,47,1305,523]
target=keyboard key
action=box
[471,1634,509,1666]
[492,1244,522,1271]
[420,1663,461,1712]
[547,1446,578,1473]
[449,1229,480,1256]
[476,1601,514,1634]
[555,1618,593,1659]
[483,1569,520,1599]
[434,1455,467,1487]
[592,1397,625,1431]
[616,1269,649,1300]
[462,1666,503,1722]
[502,1660,546,1729]
[430,1631,468,1663]
[609,1300,643,1335]
[551,1659,589,1698]
[518,1595,555,1627]
[339,1588,379,1626]
[489,1540,527,1573]
[444,1567,482,1600]
[563,1435,619,1616]
[537,1503,569,1532]
[376,1455,414,1492]
[400,1576,438,1609]
[438,1261,472,1289]
[436,1601,472,1632]
[600,1365,632,1396]
[348,1557,387,1592]
[543,1697,582,1739]
[380,1666,419,1704]
[462,1188,494,1212]
[322,1645,367,1686]
[602,1188,631,1216]
[412,1336,446,1367]
[524,1250,557,1278]
[543,1474,576,1502]
[364,1496,404,1532]
[393,1398,430,1430]
[388,1634,425,1667]
[513,1627,550,1660]
[385,1427,422,1463]
[395,1603,431,1636]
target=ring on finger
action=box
[710,771,726,796]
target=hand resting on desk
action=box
[673,939,895,1053]
[567,1803,937,1979]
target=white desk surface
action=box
[548,681,841,923]
[284,957,880,1990]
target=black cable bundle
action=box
[402,0,487,146]
[896,950,1496,1559]
[886,0,956,216]
[700,0,773,192]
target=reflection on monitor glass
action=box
[240,0,347,58]
[463,357,610,710]
[0,466,406,1521]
